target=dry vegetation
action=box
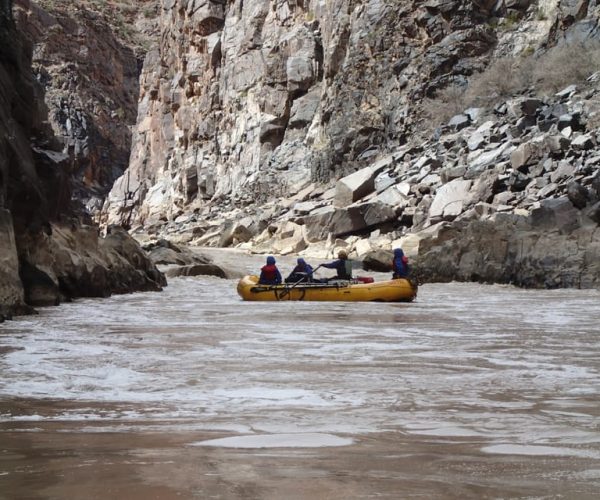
[423,41,600,130]
[34,0,159,52]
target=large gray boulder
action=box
[429,179,473,220]
[334,166,378,208]
[530,197,580,234]
[0,210,29,319]
[362,249,393,272]
[413,210,600,288]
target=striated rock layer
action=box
[0,1,165,320]
[104,0,600,288]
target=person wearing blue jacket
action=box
[286,258,314,283]
[258,256,282,284]
[392,248,410,279]
[322,250,352,280]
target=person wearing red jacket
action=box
[259,256,282,285]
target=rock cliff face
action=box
[105,0,504,226]
[13,0,159,211]
[97,0,599,288]
[0,1,165,320]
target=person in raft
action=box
[322,249,353,280]
[285,257,314,283]
[392,248,410,279]
[258,255,282,285]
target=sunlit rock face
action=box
[102,0,600,288]
[104,0,503,228]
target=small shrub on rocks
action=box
[421,84,467,132]
[464,58,530,107]
[532,41,600,94]
[423,41,600,130]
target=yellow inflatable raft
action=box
[237,275,417,302]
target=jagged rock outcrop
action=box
[18,225,166,307]
[143,238,230,277]
[0,1,165,319]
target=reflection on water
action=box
[1,276,600,496]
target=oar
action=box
[279,265,322,298]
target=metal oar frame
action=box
[250,280,351,300]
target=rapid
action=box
[1,254,599,498]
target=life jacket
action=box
[342,259,353,279]
[260,264,280,284]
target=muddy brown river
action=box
[1,253,599,498]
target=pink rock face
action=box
[13,0,157,196]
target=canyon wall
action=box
[13,0,159,211]
[101,0,600,287]
[0,1,165,320]
[104,0,506,227]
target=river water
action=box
[1,257,600,498]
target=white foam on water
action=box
[573,469,600,480]
[210,386,346,407]
[1,279,600,443]
[481,444,600,459]
[191,433,353,448]
[406,425,485,438]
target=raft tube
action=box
[237,275,417,302]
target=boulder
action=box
[354,238,374,257]
[270,221,307,255]
[361,201,398,227]
[145,239,212,266]
[550,161,576,183]
[362,249,394,272]
[557,113,578,130]
[334,166,378,207]
[374,171,397,192]
[165,263,227,279]
[429,179,473,220]
[467,143,513,177]
[447,114,470,131]
[292,200,321,215]
[468,170,498,205]
[0,209,29,316]
[519,98,543,117]
[218,219,255,247]
[510,142,540,171]
[571,134,595,150]
[373,185,408,208]
[545,135,571,156]
[567,182,588,209]
[530,197,580,234]
[467,132,486,151]
[587,201,600,224]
